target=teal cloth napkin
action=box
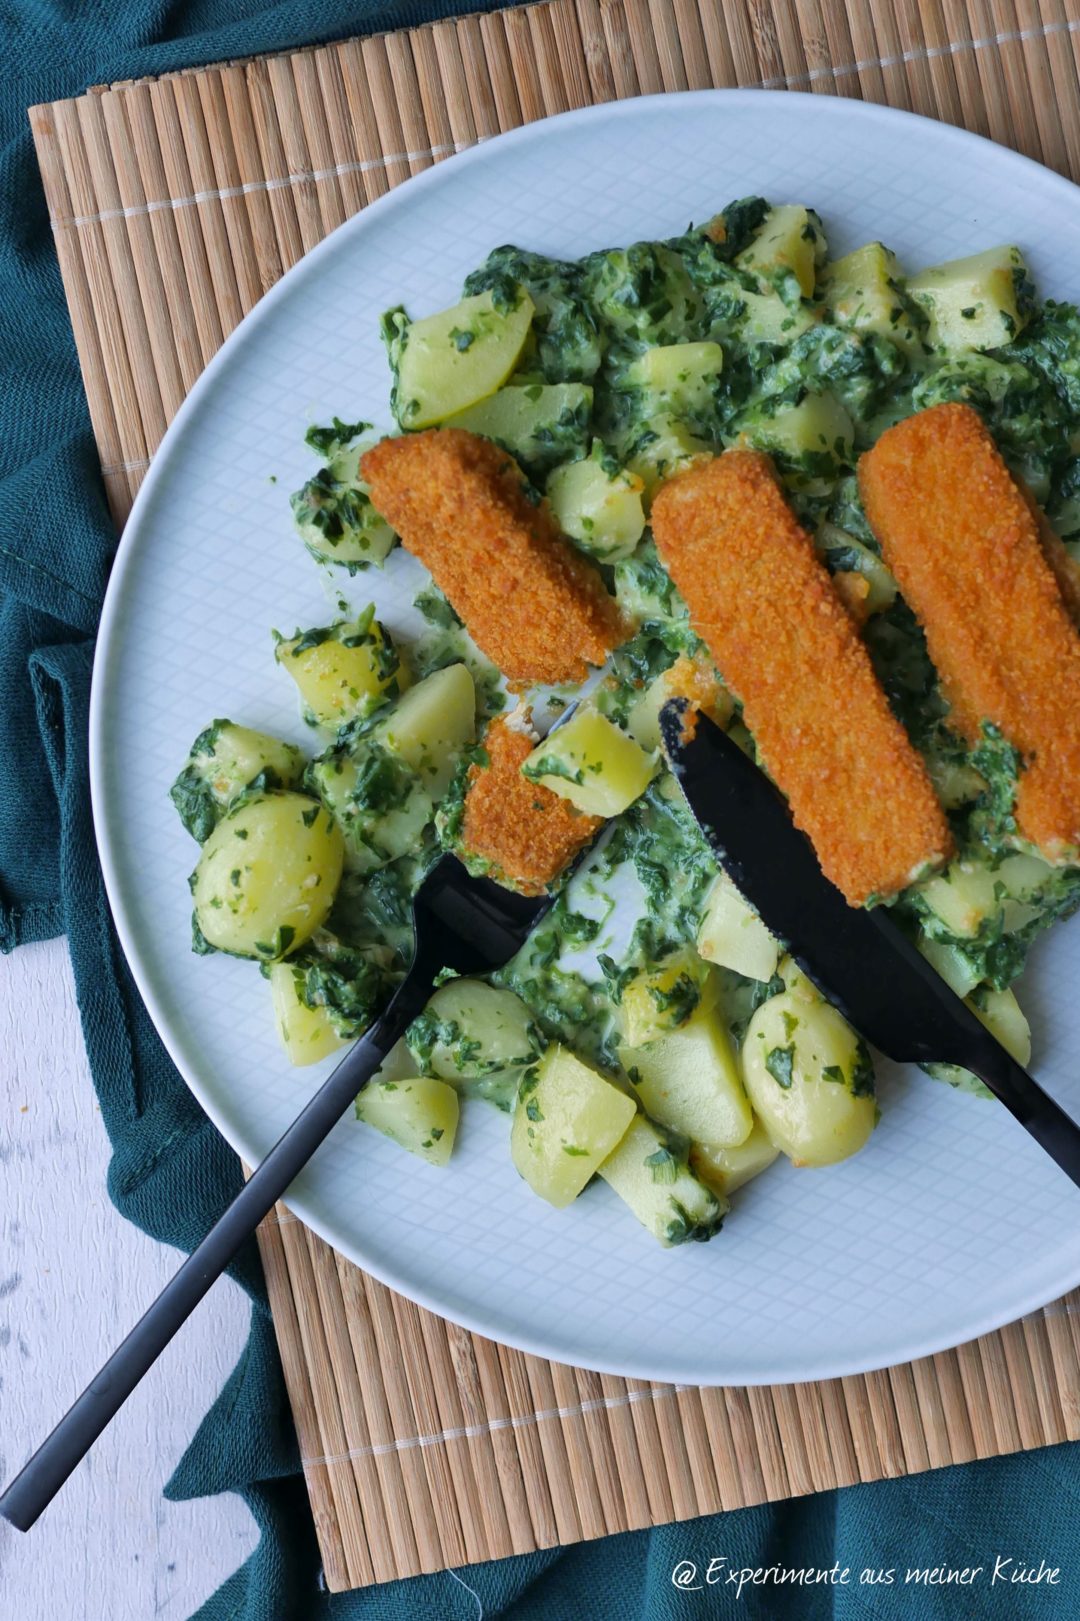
[4,3,1079,1615]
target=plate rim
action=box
[90,86,1080,1385]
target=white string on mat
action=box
[49,139,487,232]
[46,12,1080,233]
[294,1294,1080,1470]
[300,1380,689,1469]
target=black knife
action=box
[659,699,1080,1192]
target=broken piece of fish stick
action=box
[859,402,1080,862]
[360,429,624,685]
[652,449,951,905]
[459,717,601,895]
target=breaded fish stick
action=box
[652,449,951,905]
[459,717,601,895]
[361,429,624,686]
[859,403,1080,861]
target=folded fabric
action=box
[3,2,1078,1618]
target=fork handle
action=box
[0,958,437,1533]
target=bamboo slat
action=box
[28,0,1080,1591]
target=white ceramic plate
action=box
[91,91,1080,1386]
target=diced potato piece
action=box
[291,441,397,568]
[275,614,406,728]
[619,999,752,1148]
[917,935,982,999]
[408,979,541,1078]
[919,851,1054,943]
[617,949,711,1047]
[546,451,646,563]
[742,979,876,1167]
[511,1045,636,1208]
[171,721,305,843]
[735,288,818,346]
[932,985,1031,1096]
[738,204,826,298]
[388,287,535,428]
[624,654,732,753]
[926,756,986,811]
[623,342,724,417]
[917,861,997,938]
[820,242,923,354]
[355,1077,459,1165]
[308,664,475,874]
[379,662,476,794]
[906,245,1032,352]
[599,1115,727,1245]
[308,750,432,876]
[816,522,897,617]
[973,985,1031,1064]
[445,382,592,471]
[745,392,853,474]
[626,414,713,500]
[690,1118,780,1196]
[696,871,780,983]
[192,792,343,959]
[522,709,656,818]
[269,962,348,1066]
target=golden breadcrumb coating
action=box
[652,448,952,905]
[361,429,624,685]
[1019,480,1080,628]
[859,403,1080,861]
[460,718,601,895]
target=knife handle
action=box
[965,1039,1080,1191]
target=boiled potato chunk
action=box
[624,655,733,753]
[522,709,656,818]
[308,747,432,875]
[746,391,854,473]
[917,935,982,1000]
[408,979,541,1078]
[355,1077,459,1166]
[625,414,713,499]
[737,204,825,298]
[619,1000,752,1148]
[390,287,535,428]
[170,720,305,842]
[275,614,406,728]
[916,851,1052,939]
[269,962,348,1066]
[742,982,876,1168]
[599,1116,727,1246]
[379,662,476,795]
[906,245,1032,351]
[546,451,646,562]
[696,871,780,984]
[291,441,396,568]
[816,522,898,617]
[972,985,1031,1064]
[690,1118,780,1197]
[931,985,1031,1097]
[308,664,475,874]
[736,287,818,346]
[510,1045,636,1208]
[623,341,724,417]
[617,948,711,1047]
[820,242,923,354]
[192,792,343,959]
[445,382,592,472]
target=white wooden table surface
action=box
[1,938,259,1619]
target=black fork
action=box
[0,855,552,1531]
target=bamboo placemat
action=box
[29,0,1080,1592]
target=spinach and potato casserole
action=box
[171,198,1080,1246]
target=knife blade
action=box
[659,699,1080,1191]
